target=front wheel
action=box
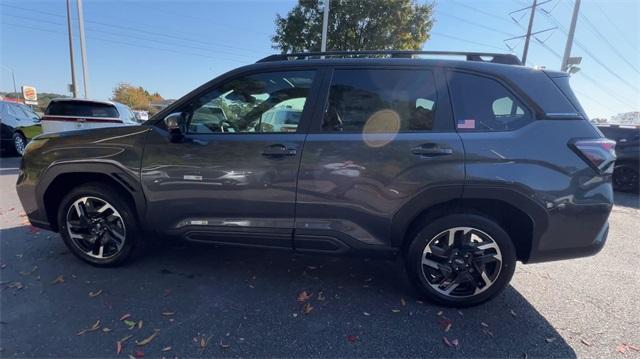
[405,214,516,307]
[58,183,140,266]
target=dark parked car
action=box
[0,100,41,156]
[597,124,639,193]
[16,51,615,307]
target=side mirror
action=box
[164,112,185,142]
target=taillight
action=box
[570,138,616,173]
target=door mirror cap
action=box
[164,112,185,142]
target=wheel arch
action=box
[395,187,548,263]
[38,162,146,231]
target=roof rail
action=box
[256,50,522,65]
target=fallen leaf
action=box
[116,341,123,355]
[102,327,112,333]
[545,337,556,343]
[438,317,452,332]
[119,334,133,342]
[616,344,627,354]
[391,309,401,313]
[138,320,143,329]
[52,275,64,284]
[124,320,137,330]
[199,335,209,352]
[89,289,103,298]
[317,290,326,301]
[297,290,312,303]
[219,339,231,349]
[347,335,358,343]
[161,311,175,316]
[303,302,314,314]
[119,313,131,321]
[128,355,135,359]
[580,339,591,346]
[481,322,489,328]
[443,336,459,348]
[136,330,160,346]
[133,350,144,358]
[292,313,298,318]
[437,310,443,316]
[401,298,407,306]
[161,346,172,352]
[510,309,517,317]
[363,312,371,316]
[444,322,452,332]
[90,320,101,331]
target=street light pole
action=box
[320,0,330,52]
[77,0,89,98]
[561,0,581,72]
[65,0,78,98]
[1,66,18,94]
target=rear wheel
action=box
[57,183,139,266]
[612,162,639,193]
[12,132,27,156]
[405,214,516,307]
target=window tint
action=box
[184,71,315,134]
[322,69,439,133]
[448,72,532,131]
[46,101,119,118]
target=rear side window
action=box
[322,69,440,132]
[46,101,119,118]
[448,72,532,131]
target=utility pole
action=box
[1,66,17,94]
[561,0,581,72]
[320,0,329,52]
[65,0,78,98]
[77,0,89,98]
[521,0,537,65]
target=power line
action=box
[448,1,515,25]
[437,11,517,37]
[1,4,260,56]
[577,11,639,75]
[594,2,637,50]
[538,7,639,92]
[1,12,255,61]
[431,32,508,52]
[2,22,249,64]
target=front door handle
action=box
[262,144,297,156]
[411,144,454,157]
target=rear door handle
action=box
[262,144,297,156]
[411,144,454,157]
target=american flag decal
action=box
[457,118,476,129]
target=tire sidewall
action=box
[406,214,516,307]
[57,184,138,266]
[12,132,26,156]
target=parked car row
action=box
[598,124,640,193]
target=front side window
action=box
[184,71,315,134]
[322,69,439,133]
[448,72,532,131]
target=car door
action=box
[141,68,323,248]
[294,66,465,254]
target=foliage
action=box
[272,0,435,52]
[111,83,164,112]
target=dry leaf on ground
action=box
[297,290,312,303]
[303,302,314,314]
[136,330,160,346]
[52,275,64,284]
[89,290,103,298]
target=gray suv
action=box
[16,51,615,306]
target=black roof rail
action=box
[256,50,522,65]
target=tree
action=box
[272,0,435,53]
[111,83,164,112]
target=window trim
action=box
[308,65,452,134]
[445,69,537,132]
[157,68,322,136]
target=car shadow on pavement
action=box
[614,191,639,210]
[0,226,576,358]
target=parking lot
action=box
[0,156,638,358]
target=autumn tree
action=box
[272,0,435,53]
[111,83,164,112]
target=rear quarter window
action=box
[447,71,532,132]
[46,101,119,118]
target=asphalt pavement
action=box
[1,156,639,358]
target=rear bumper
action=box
[526,221,609,263]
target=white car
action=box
[41,98,138,134]
[132,110,149,122]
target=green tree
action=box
[272,0,435,53]
[111,83,164,112]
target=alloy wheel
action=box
[420,227,502,298]
[13,134,26,156]
[66,196,126,259]
[613,165,639,192]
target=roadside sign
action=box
[22,85,38,105]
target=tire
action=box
[612,162,639,193]
[57,183,140,266]
[405,214,516,307]
[12,132,27,156]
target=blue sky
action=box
[1,0,638,119]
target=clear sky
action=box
[1,0,638,119]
